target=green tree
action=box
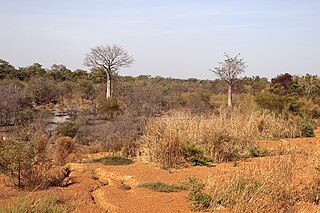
[48,64,72,81]
[0,59,16,80]
[17,63,46,80]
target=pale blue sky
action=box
[0,0,319,79]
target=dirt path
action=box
[1,128,320,212]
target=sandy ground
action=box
[1,128,320,212]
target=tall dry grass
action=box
[207,150,298,212]
[141,108,301,168]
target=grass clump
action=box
[141,109,298,168]
[138,181,186,193]
[183,151,298,212]
[209,152,297,212]
[90,155,133,165]
[0,197,68,213]
[186,177,213,210]
[303,179,320,205]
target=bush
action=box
[56,121,78,138]
[255,92,286,114]
[0,134,51,188]
[0,128,68,189]
[183,142,213,166]
[298,119,316,137]
[54,137,76,166]
[96,97,121,116]
[27,77,61,105]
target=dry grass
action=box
[141,108,301,168]
[210,153,297,212]
[186,150,298,212]
[0,196,68,213]
[53,136,76,166]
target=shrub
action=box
[27,77,61,105]
[255,92,286,114]
[186,177,212,210]
[0,133,51,188]
[53,137,76,166]
[183,142,213,166]
[56,121,78,138]
[96,96,121,116]
[298,118,315,137]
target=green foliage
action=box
[56,121,79,138]
[245,146,269,158]
[186,177,212,210]
[17,63,46,80]
[255,92,286,113]
[298,119,315,137]
[285,94,304,115]
[0,59,16,80]
[89,67,107,83]
[48,64,73,81]
[183,142,213,166]
[89,155,133,165]
[138,181,186,193]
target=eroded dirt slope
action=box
[1,128,320,212]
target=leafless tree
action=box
[84,44,134,98]
[210,53,247,107]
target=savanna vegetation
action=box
[0,49,319,212]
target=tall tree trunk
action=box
[228,84,232,107]
[106,72,112,99]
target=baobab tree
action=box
[84,44,134,98]
[210,53,247,107]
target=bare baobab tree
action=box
[210,53,247,107]
[84,44,134,99]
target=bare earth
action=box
[1,128,320,213]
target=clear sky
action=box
[0,0,319,79]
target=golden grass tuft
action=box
[193,150,299,212]
[141,108,301,168]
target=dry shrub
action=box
[206,151,298,212]
[0,132,69,189]
[53,137,76,166]
[141,108,301,168]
